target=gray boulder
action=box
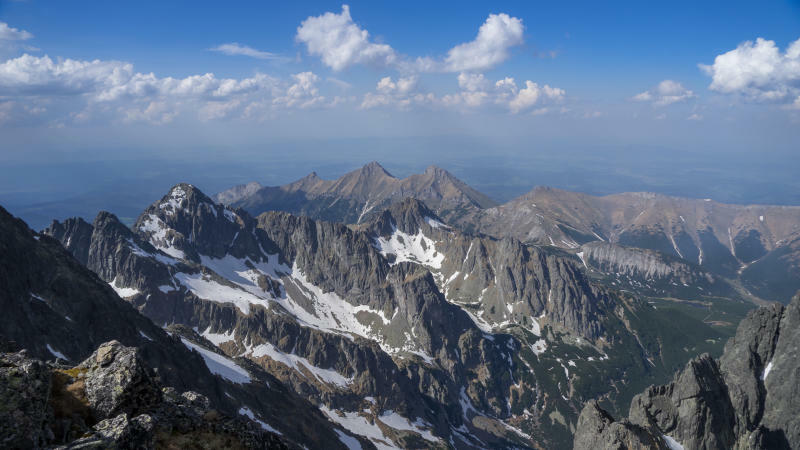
[573,400,664,450]
[0,349,53,448]
[78,340,162,420]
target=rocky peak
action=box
[93,211,137,240]
[423,164,449,177]
[574,292,800,450]
[372,197,447,237]
[44,216,94,265]
[214,181,263,205]
[360,160,394,179]
[134,184,257,261]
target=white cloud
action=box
[0,53,335,124]
[433,73,565,113]
[700,37,800,104]
[0,22,33,42]
[123,100,178,124]
[633,80,695,106]
[273,71,325,108]
[209,43,282,60]
[457,72,489,92]
[0,54,134,96]
[296,5,396,71]
[295,7,524,74]
[444,13,524,72]
[508,81,565,113]
[361,75,422,109]
[687,113,703,120]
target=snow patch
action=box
[158,284,177,293]
[180,338,251,384]
[319,406,395,450]
[238,407,282,435]
[202,327,235,346]
[379,411,438,443]
[530,317,541,336]
[662,435,684,450]
[175,271,270,315]
[373,226,444,269]
[248,342,352,387]
[138,330,153,341]
[762,361,773,381]
[159,186,186,215]
[531,339,547,355]
[576,251,588,269]
[335,429,363,450]
[138,214,185,259]
[199,253,289,299]
[46,344,67,360]
[424,216,447,229]
[108,277,140,298]
[224,209,237,223]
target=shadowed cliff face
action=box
[40,183,743,448]
[573,292,800,450]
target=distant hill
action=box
[216,161,497,225]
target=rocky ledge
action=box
[573,292,800,450]
[0,340,287,449]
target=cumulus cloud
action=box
[296,5,396,71]
[508,80,565,113]
[439,74,565,113]
[361,75,427,109]
[700,37,800,105]
[444,13,524,72]
[457,72,489,92]
[0,22,33,42]
[209,43,282,60]
[273,72,326,108]
[0,54,133,96]
[0,53,335,124]
[296,7,524,74]
[633,80,695,106]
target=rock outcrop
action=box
[0,340,288,449]
[573,292,800,450]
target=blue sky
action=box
[0,0,799,163]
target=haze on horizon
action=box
[1,0,799,227]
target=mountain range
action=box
[216,161,496,225]
[220,162,800,305]
[1,161,798,448]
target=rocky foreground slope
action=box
[41,183,739,448]
[0,340,287,449]
[573,292,800,450]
